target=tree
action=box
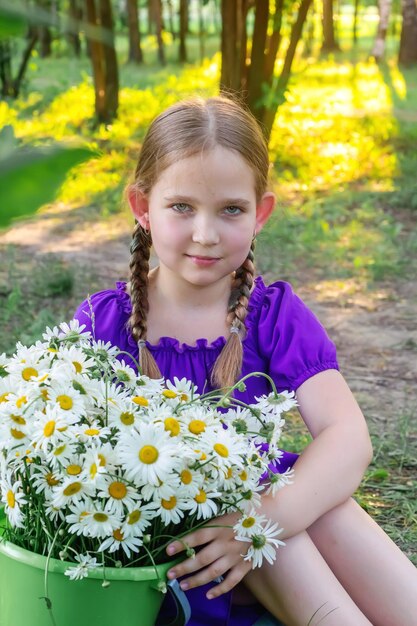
[220,0,313,141]
[371,0,392,61]
[127,0,143,63]
[0,28,38,98]
[321,0,339,52]
[68,0,82,57]
[398,0,417,65]
[179,0,188,62]
[85,0,119,124]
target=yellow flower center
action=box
[108,481,127,500]
[63,482,82,496]
[188,420,206,435]
[180,393,189,401]
[90,463,97,479]
[46,472,59,486]
[72,361,82,374]
[84,428,100,436]
[10,428,25,440]
[113,528,124,542]
[180,469,192,485]
[0,392,9,403]
[93,512,108,522]
[225,467,233,479]
[139,445,158,464]
[16,395,27,408]
[242,517,256,528]
[6,490,15,508]
[127,510,141,524]
[161,496,177,510]
[239,470,248,481]
[41,389,49,401]
[22,367,38,381]
[98,454,106,467]
[38,373,49,383]
[54,444,66,456]
[47,348,58,353]
[120,411,135,425]
[132,396,148,406]
[195,490,207,504]
[162,390,177,399]
[43,420,56,437]
[213,443,229,458]
[164,417,180,436]
[57,394,73,410]
[67,464,82,476]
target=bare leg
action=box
[244,530,372,626]
[308,497,417,626]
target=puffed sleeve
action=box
[256,280,339,391]
[73,282,132,348]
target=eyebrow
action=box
[163,195,253,208]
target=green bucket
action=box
[0,509,190,626]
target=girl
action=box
[74,96,417,626]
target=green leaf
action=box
[0,5,27,39]
[0,145,94,228]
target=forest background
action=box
[0,0,416,565]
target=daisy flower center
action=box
[132,396,148,406]
[22,367,38,381]
[161,496,177,510]
[98,454,106,467]
[195,490,207,504]
[67,464,82,476]
[113,528,124,541]
[252,534,267,549]
[0,392,9,403]
[164,417,180,437]
[57,395,73,410]
[213,443,229,458]
[239,470,248,481]
[162,390,177,399]
[139,445,159,464]
[242,517,256,528]
[188,420,206,435]
[54,444,66,456]
[46,472,59,486]
[180,469,192,484]
[72,361,82,374]
[84,428,100,436]
[6,490,15,508]
[10,428,25,440]
[11,414,26,425]
[127,510,141,524]
[16,395,27,408]
[108,481,127,499]
[93,512,108,522]
[41,389,49,400]
[63,482,82,496]
[120,411,135,425]
[89,463,98,479]
[43,420,56,437]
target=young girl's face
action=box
[130,145,275,290]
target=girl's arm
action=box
[260,368,373,539]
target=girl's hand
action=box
[166,511,251,599]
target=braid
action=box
[211,239,256,390]
[129,223,162,379]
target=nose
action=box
[191,215,220,246]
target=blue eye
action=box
[172,203,191,213]
[224,206,242,216]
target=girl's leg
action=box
[307,497,417,626]
[243,530,372,626]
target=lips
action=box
[185,254,221,266]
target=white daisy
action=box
[51,476,96,509]
[264,467,295,497]
[121,501,158,538]
[64,553,101,581]
[117,423,181,487]
[99,528,143,558]
[166,377,199,403]
[140,473,181,502]
[31,465,62,499]
[233,510,266,538]
[57,346,96,376]
[83,506,121,539]
[58,319,89,341]
[254,390,297,416]
[184,487,220,520]
[155,493,188,525]
[111,361,137,389]
[30,405,75,452]
[97,475,140,516]
[0,472,27,528]
[83,444,117,484]
[66,500,93,535]
[47,383,85,418]
[237,519,285,568]
[107,399,140,431]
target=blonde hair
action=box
[128,95,270,389]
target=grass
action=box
[1,15,417,564]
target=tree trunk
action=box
[220,0,247,93]
[398,0,417,65]
[68,0,82,57]
[321,0,340,52]
[371,0,392,61]
[85,0,119,124]
[179,0,187,62]
[198,0,206,61]
[246,0,269,114]
[167,0,176,39]
[0,41,13,97]
[154,0,165,64]
[352,0,360,44]
[263,0,313,140]
[127,0,143,62]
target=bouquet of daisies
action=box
[0,321,296,581]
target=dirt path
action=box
[1,202,417,440]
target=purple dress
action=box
[74,276,339,626]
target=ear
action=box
[254,192,275,235]
[127,186,150,230]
